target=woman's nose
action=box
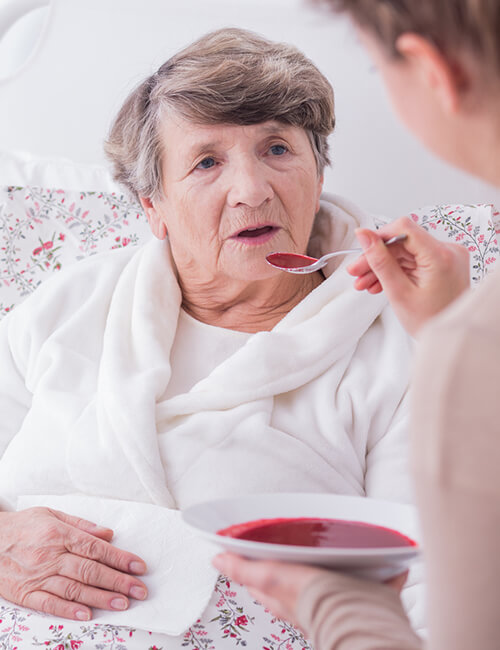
[226,162,274,209]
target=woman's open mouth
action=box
[231,225,280,245]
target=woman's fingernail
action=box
[129,585,147,600]
[111,598,128,610]
[75,609,91,621]
[129,560,146,574]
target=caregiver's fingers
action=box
[385,571,409,594]
[353,270,382,293]
[247,586,303,628]
[213,554,324,623]
[348,220,470,336]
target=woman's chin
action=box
[225,259,282,283]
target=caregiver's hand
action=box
[213,553,325,628]
[0,507,148,621]
[213,553,408,628]
[347,217,470,337]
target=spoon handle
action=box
[320,233,407,263]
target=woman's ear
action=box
[395,33,468,114]
[139,196,167,240]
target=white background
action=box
[1,0,499,217]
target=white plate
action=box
[183,493,422,581]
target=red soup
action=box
[218,517,416,549]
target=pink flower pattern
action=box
[0,575,313,649]
[0,186,151,319]
[373,203,499,285]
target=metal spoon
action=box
[266,234,407,274]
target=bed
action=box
[1,2,500,649]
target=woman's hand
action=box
[0,507,148,620]
[213,553,408,628]
[347,217,470,337]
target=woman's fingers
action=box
[58,553,148,600]
[39,575,132,611]
[49,508,114,541]
[0,508,148,620]
[21,590,92,621]
[64,527,147,575]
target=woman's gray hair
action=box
[104,27,335,202]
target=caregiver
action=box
[0,27,418,625]
[215,2,500,649]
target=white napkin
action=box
[16,494,218,635]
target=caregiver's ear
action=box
[139,196,168,240]
[395,33,468,114]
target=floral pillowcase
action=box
[0,185,152,319]
[0,183,499,320]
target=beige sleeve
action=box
[296,572,422,650]
[410,277,500,650]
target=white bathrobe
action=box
[0,194,422,633]
[0,193,413,510]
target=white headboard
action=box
[1,0,499,217]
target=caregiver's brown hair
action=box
[317,0,500,72]
[105,27,335,202]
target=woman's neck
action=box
[179,271,324,333]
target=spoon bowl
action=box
[266,234,407,274]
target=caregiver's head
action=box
[319,0,500,185]
[105,28,335,289]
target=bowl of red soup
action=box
[182,493,421,580]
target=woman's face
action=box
[142,114,323,284]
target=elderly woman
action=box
[0,27,416,645]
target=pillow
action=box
[0,151,152,318]
[0,149,119,192]
[374,203,500,285]
[405,203,500,285]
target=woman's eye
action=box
[269,144,288,156]
[196,157,216,170]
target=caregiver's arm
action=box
[410,292,500,650]
[347,218,470,337]
[0,507,148,620]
